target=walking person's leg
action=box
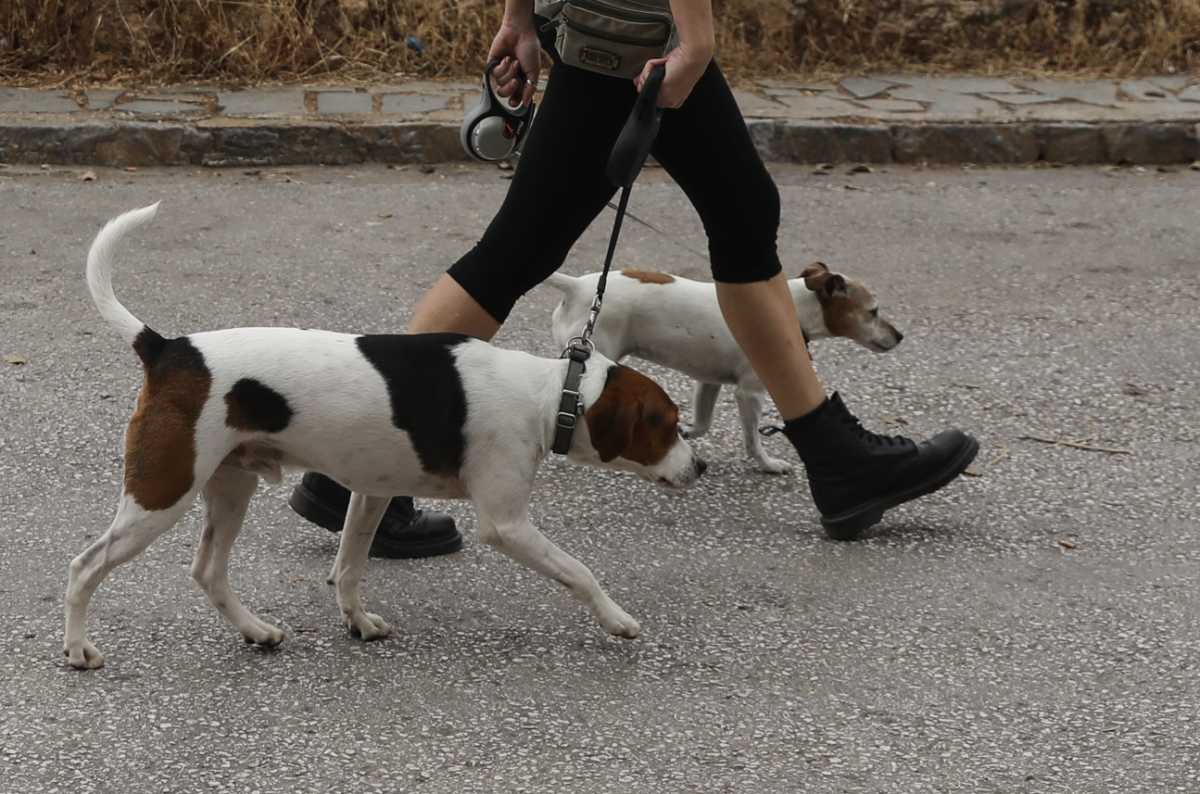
[650,60,977,539]
[291,61,642,556]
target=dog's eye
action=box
[869,308,879,318]
[647,413,663,428]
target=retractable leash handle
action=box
[460,58,536,162]
[553,64,667,456]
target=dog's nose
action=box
[894,330,904,344]
[696,458,708,476]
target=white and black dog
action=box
[547,267,903,473]
[64,204,704,670]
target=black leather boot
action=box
[783,393,979,541]
[289,472,463,559]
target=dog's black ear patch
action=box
[225,378,293,433]
[355,333,469,477]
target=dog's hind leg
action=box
[682,382,720,439]
[328,493,392,641]
[476,503,641,639]
[736,386,792,474]
[63,491,196,670]
[191,465,284,648]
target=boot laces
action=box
[386,497,418,522]
[840,411,910,449]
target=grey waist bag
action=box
[535,0,677,80]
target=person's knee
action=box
[447,239,567,324]
[708,173,782,283]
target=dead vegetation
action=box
[2,0,1198,86]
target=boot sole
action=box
[288,483,463,560]
[820,435,980,542]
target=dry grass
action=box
[1,0,1198,86]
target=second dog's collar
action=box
[551,341,592,456]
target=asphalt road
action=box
[1,162,1197,793]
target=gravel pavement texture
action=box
[1,162,1198,792]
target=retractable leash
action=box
[460,59,537,162]
[552,63,667,455]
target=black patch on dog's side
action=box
[225,378,293,433]
[355,333,470,476]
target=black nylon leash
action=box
[552,63,667,455]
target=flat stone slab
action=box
[315,90,372,114]
[839,77,896,100]
[115,99,206,116]
[0,89,79,114]
[855,98,926,114]
[219,89,306,117]
[731,90,791,117]
[380,94,450,115]
[770,94,865,120]
[1012,79,1121,107]
[877,75,1028,95]
[84,90,122,111]
[982,92,1062,106]
[888,87,1007,120]
[1120,80,1174,102]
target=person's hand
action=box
[634,42,712,108]
[486,17,542,108]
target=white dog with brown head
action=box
[546,263,903,473]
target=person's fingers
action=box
[520,72,538,107]
[634,57,668,93]
[495,57,518,83]
[492,58,524,99]
[504,67,528,107]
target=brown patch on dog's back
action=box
[622,269,675,285]
[123,337,211,511]
[585,366,679,465]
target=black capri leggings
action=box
[448,58,782,324]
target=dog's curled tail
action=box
[86,203,165,366]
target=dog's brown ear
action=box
[800,261,830,280]
[821,273,848,298]
[585,369,639,463]
[802,263,847,299]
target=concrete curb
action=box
[3,74,1200,167]
[4,118,1199,168]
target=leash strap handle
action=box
[606,63,666,189]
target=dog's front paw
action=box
[756,456,793,475]
[64,639,105,670]
[680,423,709,440]
[598,606,642,640]
[347,611,392,641]
[241,622,286,648]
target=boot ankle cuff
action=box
[782,395,833,438]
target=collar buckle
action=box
[551,339,593,455]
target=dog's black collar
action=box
[551,341,591,456]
